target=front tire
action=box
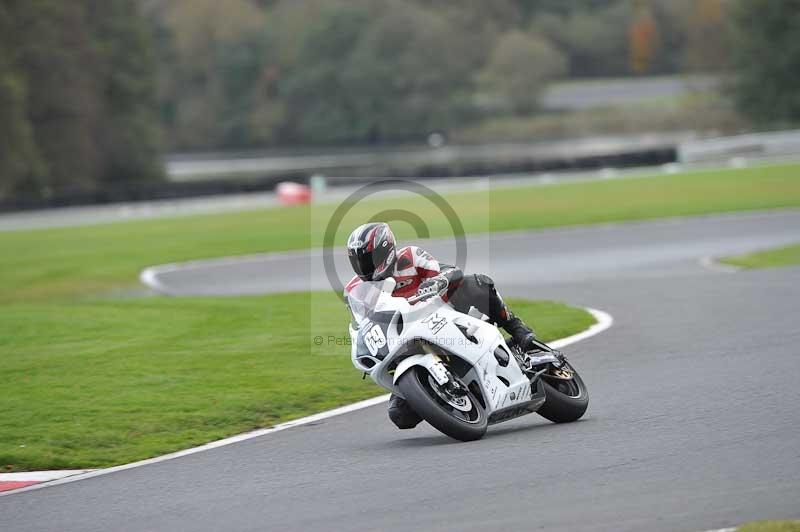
[397,366,487,441]
[537,362,589,423]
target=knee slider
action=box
[388,405,422,429]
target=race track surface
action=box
[2,211,800,532]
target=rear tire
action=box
[537,362,589,423]
[397,366,487,442]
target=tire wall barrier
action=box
[1,147,676,213]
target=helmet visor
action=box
[349,249,376,281]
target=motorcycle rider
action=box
[344,221,539,430]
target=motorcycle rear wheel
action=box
[397,366,487,442]
[537,362,589,423]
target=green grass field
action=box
[720,243,800,269]
[2,161,799,471]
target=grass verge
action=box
[0,294,593,471]
[720,243,800,269]
[738,521,800,532]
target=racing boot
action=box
[501,311,537,353]
[387,394,423,429]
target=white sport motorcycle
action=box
[348,278,588,441]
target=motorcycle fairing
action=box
[349,280,536,416]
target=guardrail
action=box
[1,139,677,212]
[5,127,798,212]
[165,134,684,183]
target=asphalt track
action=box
[2,211,800,532]
[541,74,718,111]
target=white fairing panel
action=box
[347,279,534,417]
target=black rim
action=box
[542,365,583,398]
[416,370,483,424]
[546,377,581,398]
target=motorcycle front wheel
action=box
[397,366,487,442]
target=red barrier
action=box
[276,182,312,205]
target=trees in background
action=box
[0,0,163,203]
[88,0,164,188]
[281,1,478,143]
[479,32,567,115]
[0,4,44,201]
[729,0,800,125]
[145,0,272,148]
[530,2,633,78]
[629,5,659,74]
[10,0,792,203]
[277,3,376,144]
[6,0,797,204]
[150,0,487,148]
[683,0,729,72]
[142,0,746,151]
[148,0,641,149]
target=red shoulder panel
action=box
[344,275,362,295]
[395,246,414,271]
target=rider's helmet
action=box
[346,222,397,281]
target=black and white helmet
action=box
[346,222,397,281]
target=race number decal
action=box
[364,323,387,356]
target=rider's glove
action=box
[415,275,449,301]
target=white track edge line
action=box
[0,394,391,496]
[0,470,95,482]
[550,308,612,349]
[699,256,741,273]
[1,306,612,497]
[139,267,173,295]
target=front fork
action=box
[394,351,468,398]
[428,354,469,398]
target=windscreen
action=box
[347,281,397,360]
[346,280,385,326]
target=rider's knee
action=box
[388,398,422,429]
